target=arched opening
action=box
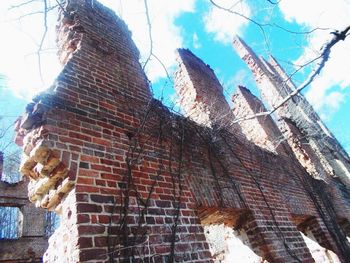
[204,224,267,262]
[198,207,268,262]
[300,231,340,263]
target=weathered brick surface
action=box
[234,37,350,205]
[232,86,289,155]
[233,35,350,261]
[0,177,47,262]
[10,1,350,262]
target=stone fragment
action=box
[30,140,52,164]
[50,163,69,180]
[33,177,51,196]
[32,103,46,115]
[35,198,43,208]
[35,156,61,177]
[46,190,61,211]
[46,179,75,210]
[57,177,75,194]
[19,156,37,179]
[21,112,43,130]
[40,194,50,208]
[28,179,38,202]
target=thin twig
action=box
[54,0,70,16]
[142,0,153,70]
[9,0,37,10]
[209,0,269,45]
[266,0,282,5]
[37,0,48,84]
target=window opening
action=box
[0,206,21,239]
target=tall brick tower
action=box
[233,36,350,183]
[174,48,241,135]
[233,35,350,235]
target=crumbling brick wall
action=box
[232,86,290,155]
[233,36,350,232]
[10,0,350,262]
[0,174,47,262]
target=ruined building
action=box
[2,0,350,262]
[0,152,48,261]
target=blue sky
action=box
[0,0,349,154]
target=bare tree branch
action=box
[233,25,350,123]
[37,0,48,83]
[9,0,37,10]
[272,24,331,35]
[142,0,153,71]
[54,0,69,16]
[210,0,331,36]
[151,53,171,82]
[210,0,269,44]
[266,0,282,5]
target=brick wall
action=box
[232,86,289,155]
[0,176,47,262]
[233,35,350,207]
[234,34,350,227]
[10,0,350,262]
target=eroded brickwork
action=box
[232,86,289,155]
[6,0,350,262]
[233,36,350,230]
[0,175,47,262]
[174,49,232,128]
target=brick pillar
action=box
[233,37,350,245]
[232,86,289,155]
[174,49,243,136]
[14,0,153,261]
[233,35,350,186]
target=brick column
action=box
[174,48,243,137]
[232,86,289,155]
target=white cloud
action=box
[0,0,195,100]
[326,91,344,110]
[0,0,61,100]
[203,0,250,44]
[317,91,344,121]
[226,68,253,93]
[192,32,201,49]
[279,0,350,118]
[101,0,195,81]
[223,68,256,106]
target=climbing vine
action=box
[104,94,349,262]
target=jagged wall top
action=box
[57,0,141,65]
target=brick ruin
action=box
[1,144,48,261]
[0,160,48,262]
[2,0,350,262]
